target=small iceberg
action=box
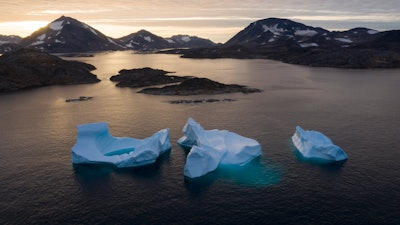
[292,126,348,162]
[72,122,171,168]
[178,118,262,178]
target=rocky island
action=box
[138,77,261,95]
[110,67,190,88]
[110,67,261,96]
[0,48,100,92]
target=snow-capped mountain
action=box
[166,35,217,48]
[179,18,400,68]
[225,18,386,49]
[118,31,217,50]
[117,30,171,50]
[20,16,124,53]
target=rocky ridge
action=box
[168,18,400,68]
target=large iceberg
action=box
[292,126,348,162]
[178,118,262,178]
[72,122,171,168]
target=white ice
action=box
[72,122,171,168]
[178,118,262,178]
[292,126,348,162]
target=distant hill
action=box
[0,35,22,45]
[117,30,171,50]
[166,35,217,48]
[176,18,400,68]
[117,30,217,50]
[0,16,217,53]
[19,16,124,53]
[0,35,23,53]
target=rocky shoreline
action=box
[110,67,190,88]
[0,49,99,92]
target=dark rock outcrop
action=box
[110,67,190,87]
[138,77,262,95]
[0,48,100,92]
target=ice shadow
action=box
[73,150,171,191]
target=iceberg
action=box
[72,122,171,168]
[292,126,348,162]
[178,118,262,178]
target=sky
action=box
[0,0,399,43]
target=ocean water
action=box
[0,51,399,225]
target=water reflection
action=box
[184,157,282,195]
[73,150,171,192]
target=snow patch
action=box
[295,29,318,37]
[262,24,285,35]
[29,41,44,46]
[50,21,64,30]
[167,39,175,43]
[300,43,319,48]
[83,24,97,35]
[37,34,46,41]
[367,29,379,34]
[181,36,191,42]
[107,38,117,45]
[144,36,152,42]
[335,38,353,43]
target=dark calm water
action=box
[1,51,399,225]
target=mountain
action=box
[0,35,23,54]
[118,30,217,50]
[117,30,171,50]
[166,35,217,48]
[19,16,124,53]
[177,18,400,68]
[0,35,22,45]
[224,18,386,49]
[0,48,99,92]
